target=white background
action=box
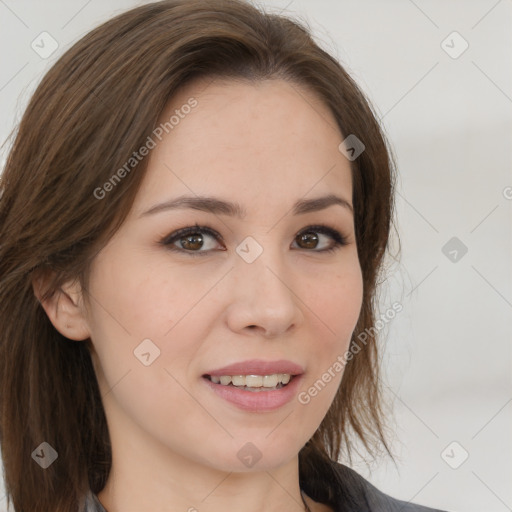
[0,1,511,511]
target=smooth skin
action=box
[34,77,363,512]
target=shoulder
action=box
[339,463,451,512]
[301,451,453,512]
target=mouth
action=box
[203,373,294,392]
[201,359,304,411]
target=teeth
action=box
[246,375,263,387]
[231,375,245,386]
[262,374,278,387]
[208,374,292,388]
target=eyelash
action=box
[159,223,349,257]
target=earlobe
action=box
[32,272,91,341]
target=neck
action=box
[97,450,309,512]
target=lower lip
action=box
[202,375,303,412]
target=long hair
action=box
[0,1,398,510]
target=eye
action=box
[160,223,349,257]
[292,224,348,253]
[160,223,224,256]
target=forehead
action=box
[131,78,353,217]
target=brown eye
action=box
[162,225,224,256]
[296,231,319,249]
[179,233,205,251]
[292,225,348,253]
[161,223,348,257]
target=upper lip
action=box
[204,359,304,377]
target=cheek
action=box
[88,248,208,341]
[86,252,218,399]
[305,264,363,345]
[298,265,363,404]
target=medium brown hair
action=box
[0,1,398,510]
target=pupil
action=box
[183,234,203,250]
[300,232,318,249]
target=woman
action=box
[0,1,451,511]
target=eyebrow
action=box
[139,193,353,218]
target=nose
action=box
[225,245,304,338]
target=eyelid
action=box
[161,223,223,244]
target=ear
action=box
[32,271,91,341]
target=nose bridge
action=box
[244,228,295,282]
[229,235,302,335]
[245,249,288,297]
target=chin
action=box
[203,437,301,473]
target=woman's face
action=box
[83,78,363,473]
